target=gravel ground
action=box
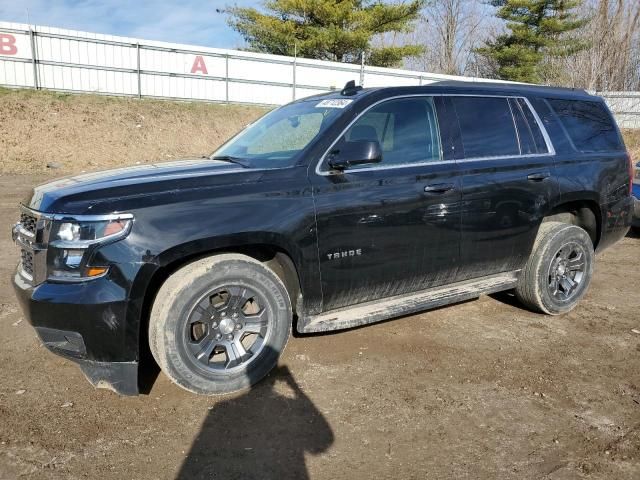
[0,174,638,480]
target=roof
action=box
[426,80,591,98]
[300,80,594,104]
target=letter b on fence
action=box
[0,34,17,55]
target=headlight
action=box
[53,218,131,244]
[48,215,133,281]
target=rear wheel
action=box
[149,254,291,395]
[516,222,594,315]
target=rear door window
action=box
[546,99,623,152]
[451,96,519,158]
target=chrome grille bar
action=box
[12,206,53,285]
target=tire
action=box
[516,221,594,315]
[149,253,291,395]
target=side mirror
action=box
[328,140,382,171]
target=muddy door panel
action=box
[312,164,461,311]
[457,157,554,278]
[450,96,557,279]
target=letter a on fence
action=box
[191,55,208,75]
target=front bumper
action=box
[12,270,139,395]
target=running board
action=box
[299,271,520,333]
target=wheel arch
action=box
[544,198,602,249]
[131,235,305,373]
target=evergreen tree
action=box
[477,0,587,83]
[225,0,425,68]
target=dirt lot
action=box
[0,91,639,479]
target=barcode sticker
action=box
[315,99,353,108]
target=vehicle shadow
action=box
[488,290,525,310]
[175,353,333,480]
[137,346,161,394]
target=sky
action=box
[0,0,252,49]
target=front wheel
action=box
[149,254,291,395]
[516,222,594,315]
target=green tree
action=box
[225,0,425,67]
[477,0,587,83]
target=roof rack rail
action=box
[341,80,363,96]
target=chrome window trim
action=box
[512,97,540,155]
[507,98,523,155]
[323,159,454,174]
[455,152,554,164]
[520,97,554,155]
[314,93,556,177]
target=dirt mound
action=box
[625,129,640,163]
[0,88,268,174]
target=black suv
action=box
[12,81,633,396]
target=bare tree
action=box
[403,0,495,76]
[383,0,639,94]
[555,0,640,90]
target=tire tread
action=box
[516,222,593,315]
[148,253,291,395]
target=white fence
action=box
[0,21,638,128]
[598,92,640,129]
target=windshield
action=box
[212,98,351,167]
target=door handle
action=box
[527,172,550,182]
[423,183,455,194]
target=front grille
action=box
[14,207,50,285]
[20,249,34,277]
[20,213,37,235]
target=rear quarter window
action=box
[516,98,549,154]
[546,99,623,152]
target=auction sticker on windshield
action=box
[315,99,353,108]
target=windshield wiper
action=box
[210,155,250,168]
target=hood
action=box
[24,158,259,214]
